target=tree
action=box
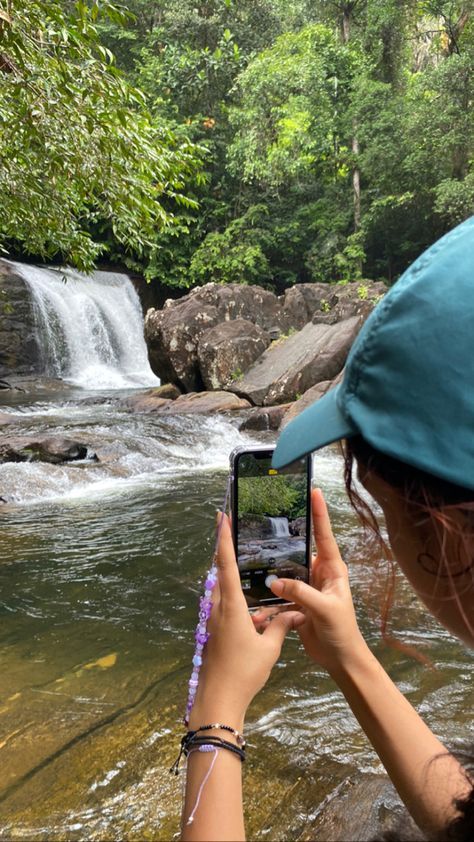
[0,1,200,271]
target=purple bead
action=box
[189,687,196,696]
[205,577,216,590]
[193,654,202,667]
[196,643,203,652]
[189,679,199,688]
[191,671,199,681]
[196,632,208,645]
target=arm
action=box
[181,514,301,841]
[263,489,471,839]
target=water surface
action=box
[0,390,472,840]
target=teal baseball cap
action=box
[273,216,474,490]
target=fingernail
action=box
[270,579,283,595]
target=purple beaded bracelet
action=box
[184,476,231,726]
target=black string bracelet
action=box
[169,732,246,775]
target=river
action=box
[0,264,472,840]
[0,388,472,840]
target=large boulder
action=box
[228,317,361,406]
[312,281,387,325]
[239,404,291,432]
[144,300,219,391]
[281,283,339,330]
[0,436,95,464]
[144,283,286,390]
[198,320,271,390]
[0,261,41,378]
[280,370,344,428]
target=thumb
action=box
[261,610,304,648]
[270,577,323,612]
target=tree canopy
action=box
[0,0,472,284]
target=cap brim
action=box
[272,385,356,469]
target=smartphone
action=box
[230,445,312,607]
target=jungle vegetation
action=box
[0,1,472,286]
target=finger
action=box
[215,512,245,601]
[252,604,294,624]
[270,576,324,611]
[311,488,346,576]
[261,610,305,647]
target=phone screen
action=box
[232,449,311,606]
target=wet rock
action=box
[0,436,92,464]
[162,391,251,413]
[301,774,424,841]
[123,393,172,413]
[312,280,387,325]
[229,317,360,406]
[152,383,182,400]
[280,370,344,428]
[0,412,16,425]
[198,320,271,390]
[0,261,42,378]
[123,390,250,415]
[239,404,291,432]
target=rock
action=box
[228,317,361,406]
[239,404,291,432]
[123,390,251,415]
[152,383,182,400]
[123,393,172,413]
[312,281,387,325]
[0,261,42,378]
[144,283,289,391]
[198,320,271,390]
[0,412,16,425]
[0,436,94,464]
[282,283,339,330]
[145,300,219,391]
[280,370,344,428]
[164,391,251,413]
[300,774,424,841]
[161,282,284,330]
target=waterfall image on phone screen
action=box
[236,453,310,604]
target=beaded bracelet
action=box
[194,723,246,748]
[184,476,231,726]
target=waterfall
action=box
[11,262,160,390]
[268,516,290,537]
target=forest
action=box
[0,1,473,290]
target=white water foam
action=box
[0,415,249,506]
[10,262,159,390]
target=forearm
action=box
[330,644,471,837]
[181,703,246,841]
[182,747,245,841]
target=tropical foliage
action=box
[0,1,472,284]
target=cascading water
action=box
[10,261,160,389]
[268,515,290,537]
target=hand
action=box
[189,513,301,729]
[253,489,368,677]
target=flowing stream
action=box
[0,269,472,840]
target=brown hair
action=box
[341,435,474,646]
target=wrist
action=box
[327,637,375,684]
[188,701,246,733]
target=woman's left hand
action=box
[188,513,302,730]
